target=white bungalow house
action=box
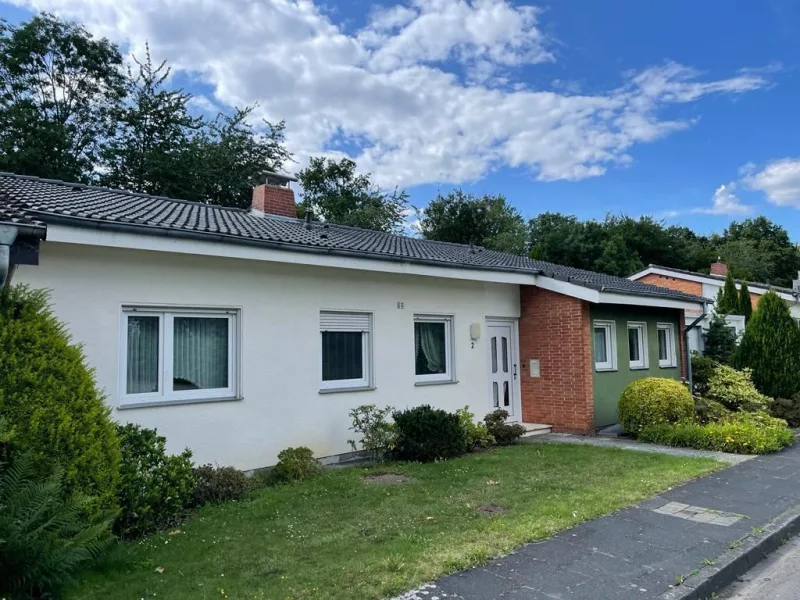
[0,172,706,468]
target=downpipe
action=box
[684,302,708,393]
[0,224,18,292]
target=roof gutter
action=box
[33,212,543,278]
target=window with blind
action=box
[320,311,372,391]
[120,308,238,405]
[414,315,454,383]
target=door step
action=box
[520,423,552,437]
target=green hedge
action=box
[392,405,467,462]
[619,378,694,436]
[639,413,793,455]
[0,286,120,510]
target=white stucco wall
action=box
[16,242,521,470]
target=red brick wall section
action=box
[638,273,703,297]
[252,184,296,218]
[519,286,594,434]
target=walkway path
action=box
[398,442,800,600]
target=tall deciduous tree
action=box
[0,13,125,182]
[100,45,200,196]
[420,189,527,255]
[190,106,292,209]
[716,271,740,315]
[738,281,753,322]
[735,291,800,398]
[297,157,407,232]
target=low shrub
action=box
[191,465,251,507]
[618,378,694,436]
[456,406,495,451]
[693,397,732,425]
[0,286,121,510]
[115,424,196,539]
[392,405,467,461]
[272,447,321,483]
[770,395,800,428]
[705,364,770,413]
[0,453,116,599]
[347,404,396,464]
[639,413,794,455]
[484,410,526,445]
[691,353,718,396]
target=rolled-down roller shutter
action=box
[320,311,371,332]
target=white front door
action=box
[487,320,518,420]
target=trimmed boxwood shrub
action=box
[191,465,251,506]
[639,413,793,455]
[484,409,525,445]
[392,405,467,462]
[272,447,321,483]
[618,378,694,436]
[0,286,120,509]
[115,424,196,538]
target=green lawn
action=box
[70,444,721,600]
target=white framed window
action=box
[593,320,617,371]
[627,322,649,370]
[414,315,454,383]
[120,307,239,405]
[320,311,372,391]
[657,322,677,368]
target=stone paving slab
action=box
[395,442,800,600]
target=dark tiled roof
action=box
[637,264,794,295]
[0,173,704,304]
[0,201,45,232]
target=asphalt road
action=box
[720,535,800,599]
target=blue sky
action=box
[2,0,799,236]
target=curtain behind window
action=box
[173,317,229,390]
[127,316,160,394]
[415,322,446,375]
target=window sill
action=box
[319,386,376,395]
[630,365,650,371]
[414,379,459,387]
[118,396,242,410]
[659,364,678,369]
[595,367,617,373]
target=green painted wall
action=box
[590,305,683,427]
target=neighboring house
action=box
[629,263,800,353]
[0,172,706,469]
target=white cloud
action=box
[691,183,752,215]
[8,0,772,187]
[744,158,800,207]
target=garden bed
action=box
[70,444,720,600]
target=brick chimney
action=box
[252,171,297,218]
[710,260,728,276]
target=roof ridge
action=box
[0,172,251,215]
[644,264,792,292]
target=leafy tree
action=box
[735,290,800,398]
[420,189,527,254]
[702,314,737,364]
[738,281,753,322]
[0,13,125,181]
[99,44,200,196]
[716,270,740,314]
[717,217,800,287]
[297,157,407,232]
[189,107,292,209]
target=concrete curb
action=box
[659,503,800,600]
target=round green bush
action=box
[619,377,694,436]
[0,286,120,509]
[392,405,467,462]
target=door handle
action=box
[513,364,517,380]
